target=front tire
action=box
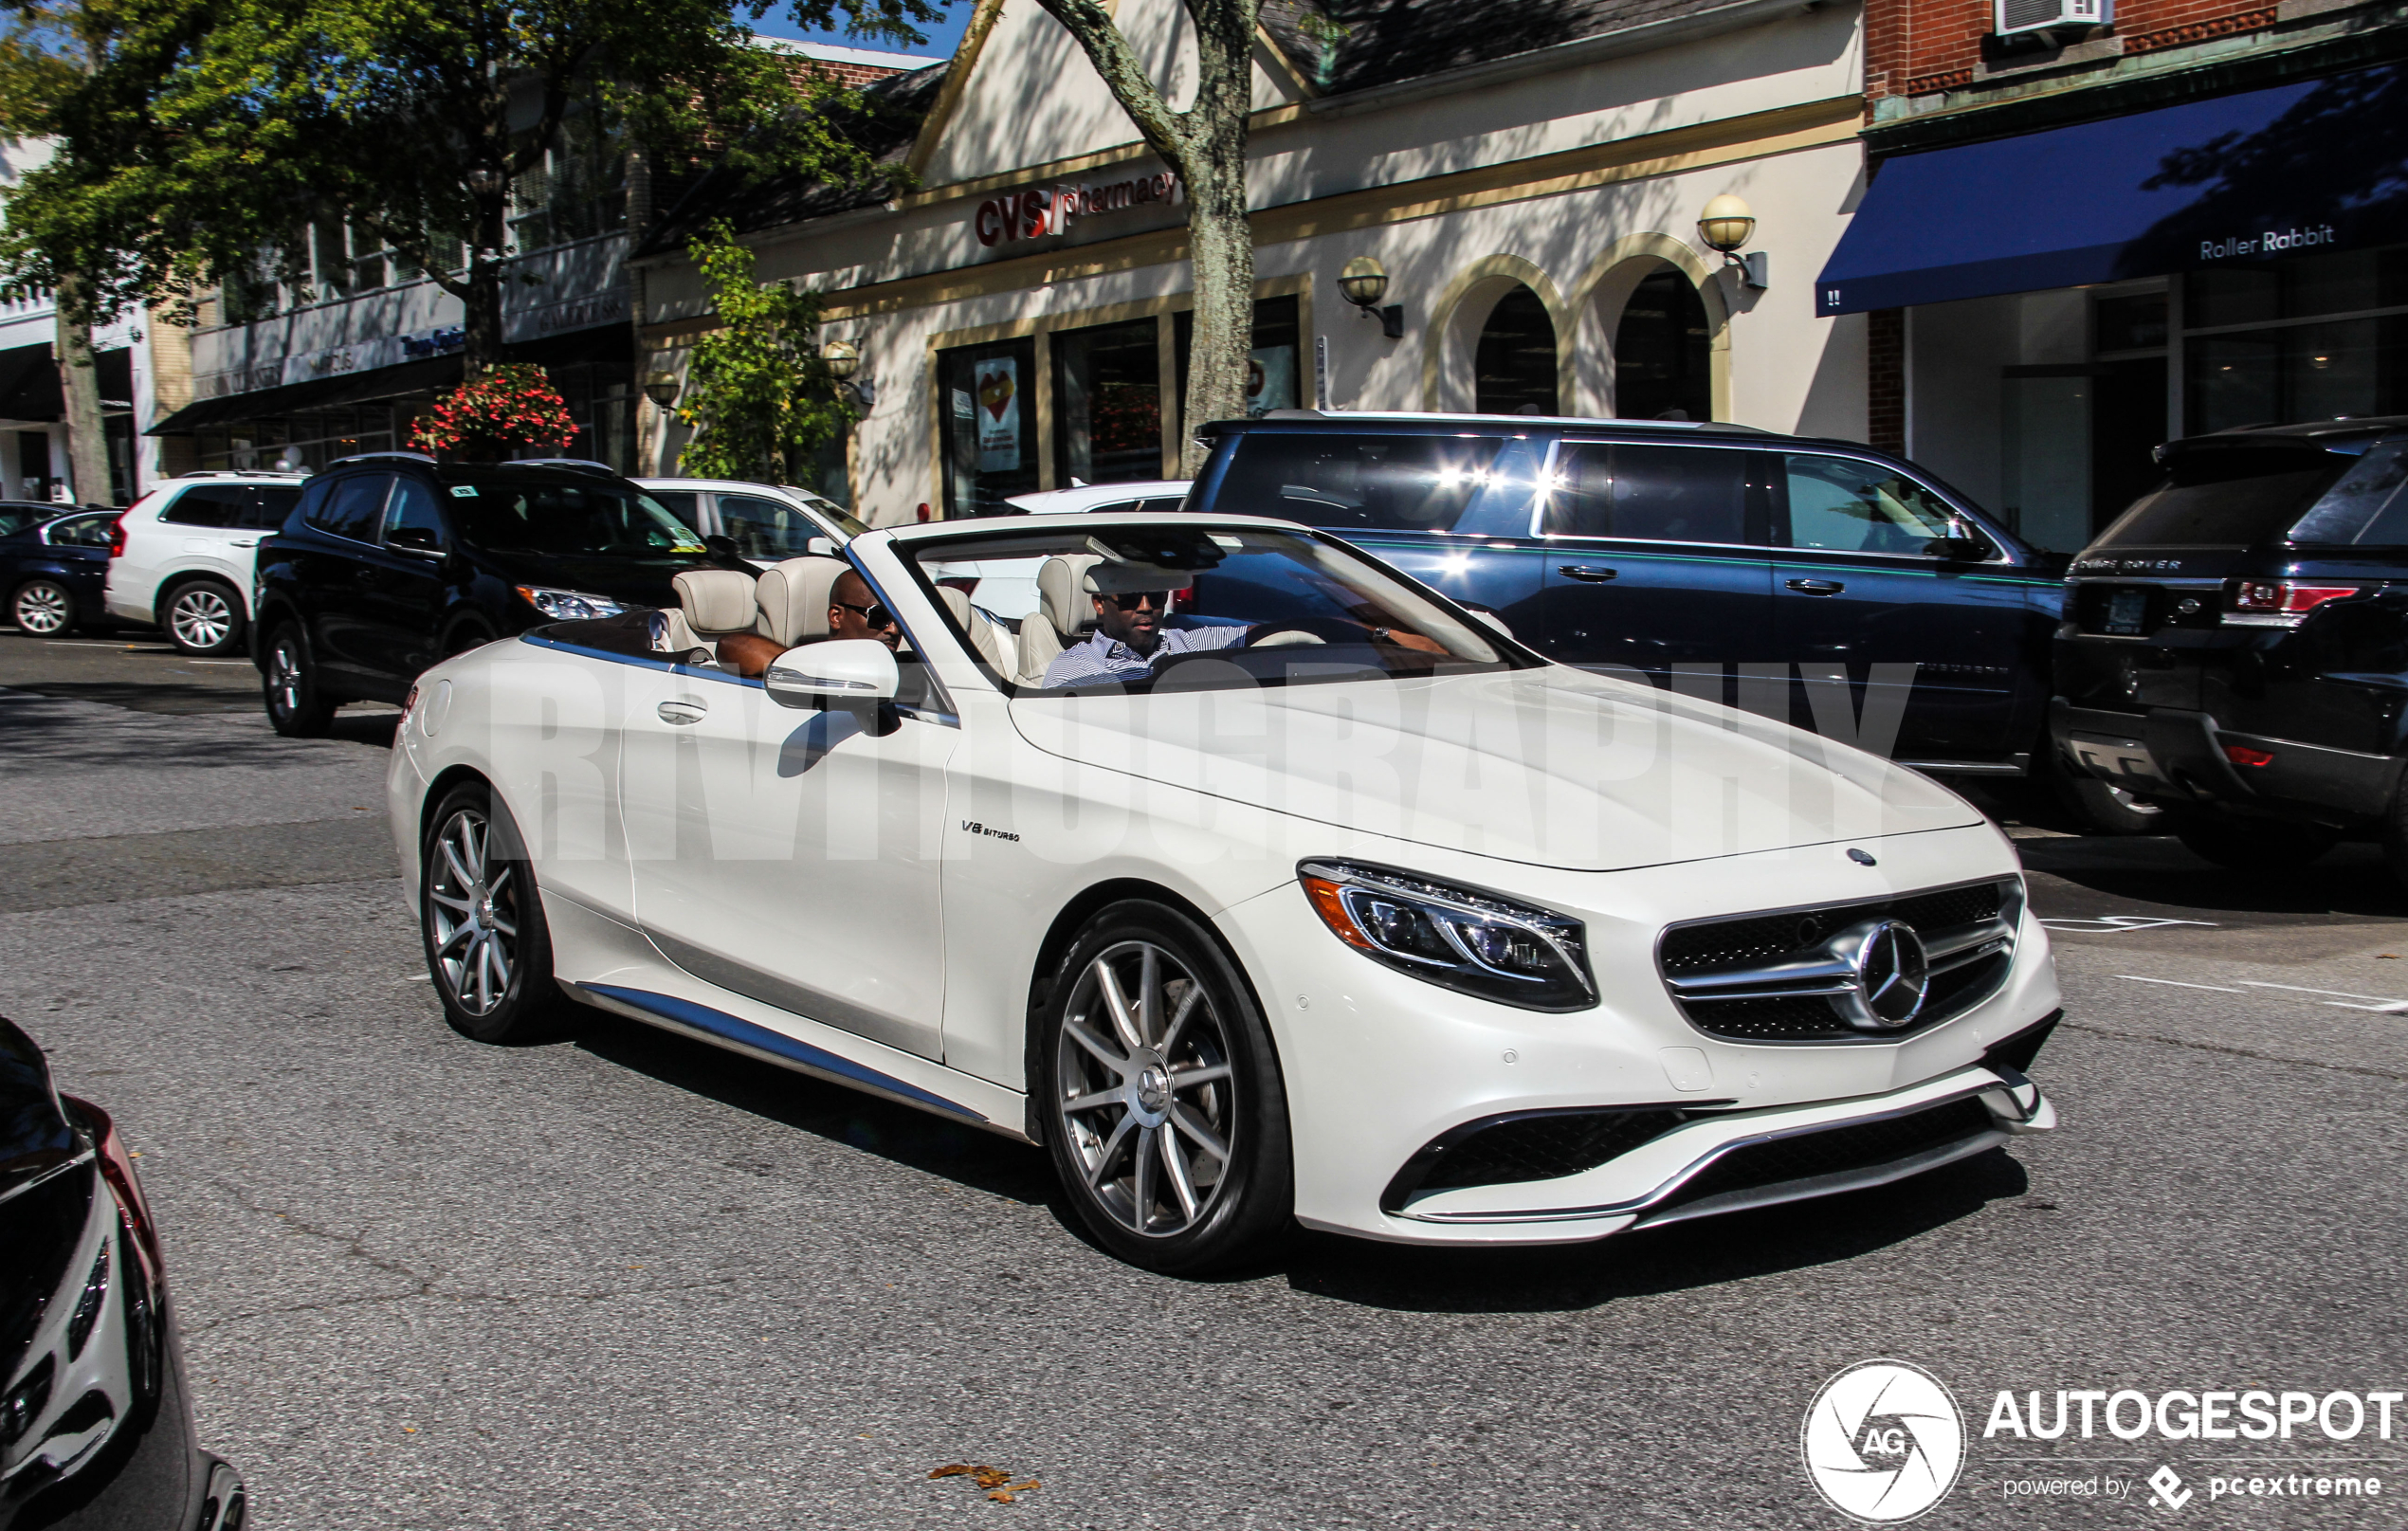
[163,579,246,656]
[1038,901,1292,1275]
[262,624,335,737]
[420,782,577,1044]
[11,577,74,635]
[2170,811,2337,872]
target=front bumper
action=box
[2051,699,2398,823]
[1214,822,2061,1245]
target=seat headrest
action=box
[671,568,758,638]
[1036,555,1103,638]
[754,556,851,647]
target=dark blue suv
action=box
[1185,413,2067,778]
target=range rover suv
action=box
[1184,411,2073,788]
[2052,418,2408,873]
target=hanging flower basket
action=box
[410,364,576,462]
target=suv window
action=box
[648,490,701,529]
[307,474,392,543]
[1545,443,1750,543]
[1780,455,1961,556]
[1212,431,1509,531]
[718,493,825,559]
[2283,439,2408,546]
[247,486,301,530]
[382,478,445,549]
[449,481,703,556]
[2093,446,2347,549]
[161,484,250,528]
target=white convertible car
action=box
[386,512,2060,1272]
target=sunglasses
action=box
[833,600,895,629]
[1104,591,1172,611]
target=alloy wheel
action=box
[268,640,304,718]
[12,581,67,634]
[426,808,519,1016]
[1055,939,1238,1238]
[170,587,234,650]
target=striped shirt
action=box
[1041,623,1249,688]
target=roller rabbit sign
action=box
[974,172,1183,246]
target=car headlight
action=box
[1297,860,1596,1012]
[516,586,627,620]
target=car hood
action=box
[1006,665,1984,872]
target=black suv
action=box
[2053,417,2408,873]
[251,452,713,735]
[1184,412,2069,779]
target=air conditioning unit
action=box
[1995,0,2108,36]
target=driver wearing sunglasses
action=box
[1041,562,1251,688]
[828,569,903,651]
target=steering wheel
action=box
[1240,617,1359,648]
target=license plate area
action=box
[2101,587,2149,636]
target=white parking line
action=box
[189,660,250,665]
[2042,916,2221,934]
[2116,975,2243,993]
[2239,981,2408,1013]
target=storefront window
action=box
[2185,244,2408,434]
[1614,269,1709,422]
[939,336,1037,517]
[1053,317,1162,485]
[1475,285,1558,415]
[1172,296,1304,438]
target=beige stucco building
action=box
[634,0,1876,523]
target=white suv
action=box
[632,478,867,564]
[104,471,310,655]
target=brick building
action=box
[1821,0,2408,550]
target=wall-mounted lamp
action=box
[465,166,507,200]
[1338,256,1405,339]
[643,369,681,410]
[822,338,874,405]
[1698,194,1769,290]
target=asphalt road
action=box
[3,626,2403,1529]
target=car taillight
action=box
[105,515,127,558]
[64,1095,162,1274]
[2231,580,2358,616]
[2224,744,2274,767]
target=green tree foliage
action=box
[0,0,942,369]
[675,219,853,484]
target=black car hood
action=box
[471,550,705,607]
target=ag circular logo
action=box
[1801,1359,1964,1522]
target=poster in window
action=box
[1246,346,1296,417]
[975,359,1020,470]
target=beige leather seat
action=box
[753,556,851,647]
[1017,554,1102,684]
[659,568,758,655]
[935,586,1012,674]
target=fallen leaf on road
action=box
[931,1465,1040,1502]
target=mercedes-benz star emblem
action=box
[1828,919,1930,1030]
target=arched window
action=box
[1614,268,1711,421]
[1474,285,1558,415]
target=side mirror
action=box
[702,533,747,569]
[805,536,837,556]
[387,525,442,556]
[1924,536,1989,562]
[764,638,900,709]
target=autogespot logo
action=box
[1804,1360,1967,1522]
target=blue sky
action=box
[747,3,969,58]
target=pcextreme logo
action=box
[1802,1360,1967,1523]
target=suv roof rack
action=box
[327,450,439,468]
[172,468,310,479]
[507,458,620,478]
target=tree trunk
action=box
[1179,157,1255,475]
[54,272,112,505]
[463,256,504,374]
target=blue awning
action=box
[1816,64,2408,315]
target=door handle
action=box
[1787,578,1846,595]
[656,699,708,725]
[1558,565,1618,582]
[228,539,258,549]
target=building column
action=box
[1867,307,1906,455]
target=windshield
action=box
[782,488,871,539]
[904,523,1517,695]
[449,481,706,557]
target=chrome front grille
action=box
[1657,878,2023,1043]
